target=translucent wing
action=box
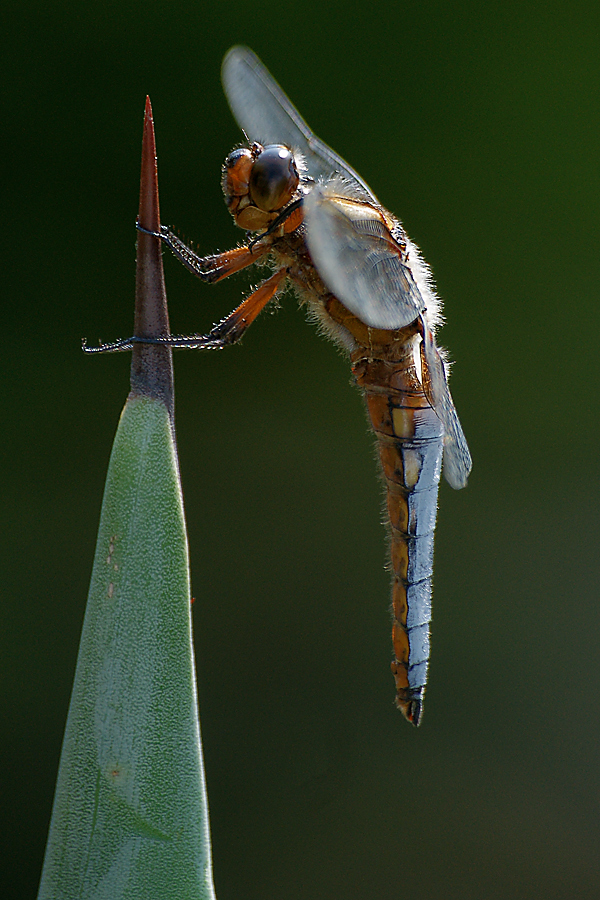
[221,46,377,201]
[419,317,472,489]
[303,183,426,330]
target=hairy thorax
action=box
[269,228,420,362]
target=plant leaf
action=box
[38,395,216,900]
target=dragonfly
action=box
[92,46,472,725]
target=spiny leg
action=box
[83,268,287,353]
[84,225,277,353]
[248,197,303,249]
[137,223,269,283]
[207,268,287,346]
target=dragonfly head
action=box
[222,142,300,231]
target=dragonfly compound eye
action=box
[249,145,299,212]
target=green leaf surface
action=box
[38,394,216,900]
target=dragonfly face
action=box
[125,47,472,724]
[221,142,300,230]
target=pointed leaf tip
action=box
[131,97,173,413]
[139,96,159,232]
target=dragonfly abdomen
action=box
[352,352,443,726]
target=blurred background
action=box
[3,1,600,897]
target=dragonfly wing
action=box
[304,183,426,330]
[419,316,472,489]
[222,46,377,201]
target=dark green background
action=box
[4,2,600,897]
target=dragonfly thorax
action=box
[222,142,300,231]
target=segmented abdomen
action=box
[352,353,443,726]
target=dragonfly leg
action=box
[207,267,287,346]
[83,267,287,353]
[82,333,225,353]
[247,197,303,249]
[137,222,269,283]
